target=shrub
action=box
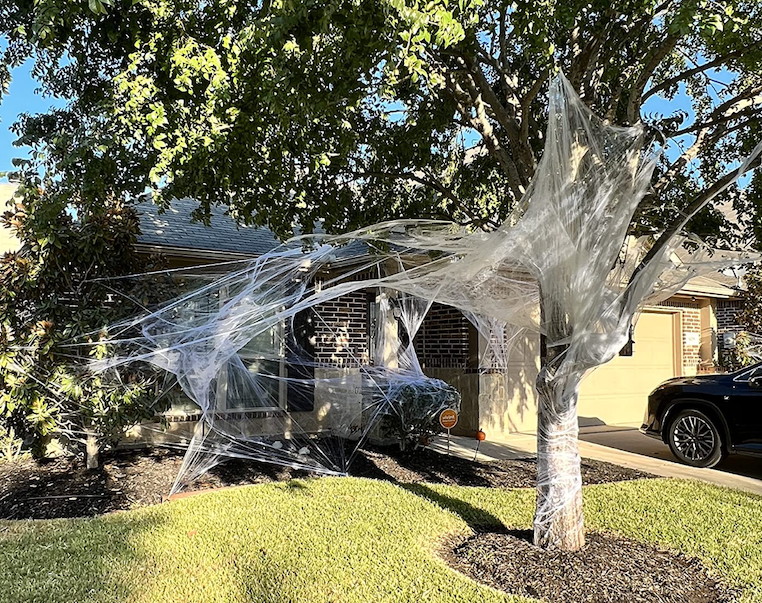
[374,377,461,450]
[0,173,167,462]
[0,424,27,462]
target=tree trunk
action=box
[85,428,99,469]
[533,298,585,551]
[533,372,584,550]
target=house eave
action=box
[135,242,254,263]
[673,282,741,300]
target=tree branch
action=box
[672,104,760,137]
[630,151,762,288]
[520,70,549,161]
[708,84,762,120]
[459,54,536,182]
[643,46,752,102]
[653,132,709,196]
[349,169,498,230]
[626,33,679,123]
[442,70,526,200]
[349,169,459,204]
[475,47,519,107]
[498,9,510,73]
[653,86,762,195]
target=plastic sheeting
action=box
[52,72,762,545]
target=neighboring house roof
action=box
[672,247,747,298]
[680,274,740,299]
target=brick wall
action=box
[414,303,472,369]
[716,299,744,362]
[313,290,369,367]
[717,299,743,333]
[656,300,702,374]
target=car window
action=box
[736,365,762,382]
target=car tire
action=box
[667,408,725,468]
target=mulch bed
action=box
[353,447,652,488]
[444,530,738,603]
[0,445,653,520]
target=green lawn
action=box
[1,477,761,603]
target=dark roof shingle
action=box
[137,198,282,256]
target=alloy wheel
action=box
[672,415,716,462]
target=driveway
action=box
[578,426,762,491]
[434,428,762,496]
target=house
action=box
[0,183,20,255]
[135,199,748,440]
[0,185,748,443]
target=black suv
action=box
[641,363,762,467]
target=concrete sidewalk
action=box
[431,428,762,496]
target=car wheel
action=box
[667,408,725,468]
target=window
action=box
[220,321,285,411]
[367,291,378,364]
[219,309,316,412]
[285,309,316,412]
[734,364,762,383]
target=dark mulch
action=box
[444,530,738,603]
[0,445,653,520]
[352,447,652,488]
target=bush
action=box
[373,377,461,450]
[0,174,167,462]
[721,331,762,371]
[0,424,27,462]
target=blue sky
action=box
[0,61,66,174]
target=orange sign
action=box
[439,409,458,430]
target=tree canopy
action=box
[1,0,761,244]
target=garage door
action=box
[578,310,678,427]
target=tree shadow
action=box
[0,455,134,519]
[399,482,508,531]
[0,510,168,602]
[351,445,506,487]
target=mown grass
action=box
[0,477,760,603]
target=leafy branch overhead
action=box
[0,0,761,244]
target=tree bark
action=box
[86,428,99,469]
[534,368,584,550]
[533,297,585,551]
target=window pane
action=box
[226,358,282,409]
[239,323,281,358]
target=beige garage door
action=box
[578,310,678,427]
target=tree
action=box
[2,1,761,240]
[738,265,762,333]
[2,0,762,548]
[0,170,165,466]
[723,265,762,368]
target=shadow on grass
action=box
[400,482,508,531]
[0,511,168,603]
